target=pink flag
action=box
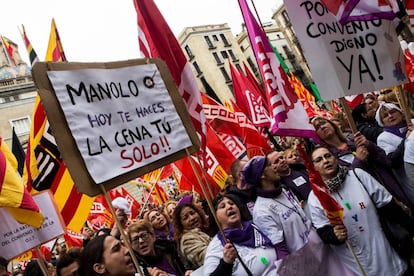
[321,0,395,25]
[134,0,207,151]
[238,0,319,142]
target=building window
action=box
[220,51,228,59]
[193,61,202,76]
[220,34,231,46]
[220,67,231,83]
[204,36,215,49]
[10,116,31,135]
[212,52,223,65]
[228,50,238,62]
[212,34,219,41]
[184,45,194,60]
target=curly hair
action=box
[172,203,209,241]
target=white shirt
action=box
[253,189,312,253]
[307,168,406,275]
[203,235,277,275]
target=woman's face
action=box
[180,206,202,231]
[99,235,135,276]
[130,230,156,257]
[216,197,241,230]
[313,118,335,140]
[311,147,338,179]
[148,210,167,230]
[166,203,177,219]
[379,108,403,127]
[285,150,301,164]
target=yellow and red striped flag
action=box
[46,18,67,62]
[24,18,94,232]
[0,136,44,227]
[19,24,39,66]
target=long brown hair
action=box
[172,203,209,241]
[312,116,348,145]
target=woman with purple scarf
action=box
[376,102,414,203]
[203,193,277,275]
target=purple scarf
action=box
[217,221,273,248]
[384,124,407,138]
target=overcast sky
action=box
[1,0,283,65]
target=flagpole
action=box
[264,128,284,151]
[34,246,49,276]
[339,97,358,133]
[100,185,143,276]
[395,85,412,125]
[195,154,214,200]
[137,176,162,218]
[345,240,367,276]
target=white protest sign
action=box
[0,192,64,260]
[284,0,406,101]
[47,64,193,184]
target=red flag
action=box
[297,145,343,225]
[174,124,234,197]
[174,156,221,197]
[202,93,270,155]
[407,1,414,32]
[239,0,319,142]
[87,194,114,230]
[64,230,84,248]
[242,62,268,109]
[217,133,247,159]
[230,61,270,128]
[344,94,364,109]
[331,99,343,114]
[25,19,94,232]
[121,187,141,219]
[134,0,207,152]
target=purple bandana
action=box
[217,221,273,248]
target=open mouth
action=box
[227,210,236,218]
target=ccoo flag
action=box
[238,0,319,142]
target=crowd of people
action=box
[2,91,414,275]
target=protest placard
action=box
[31,59,199,196]
[284,0,406,100]
[0,192,65,260]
